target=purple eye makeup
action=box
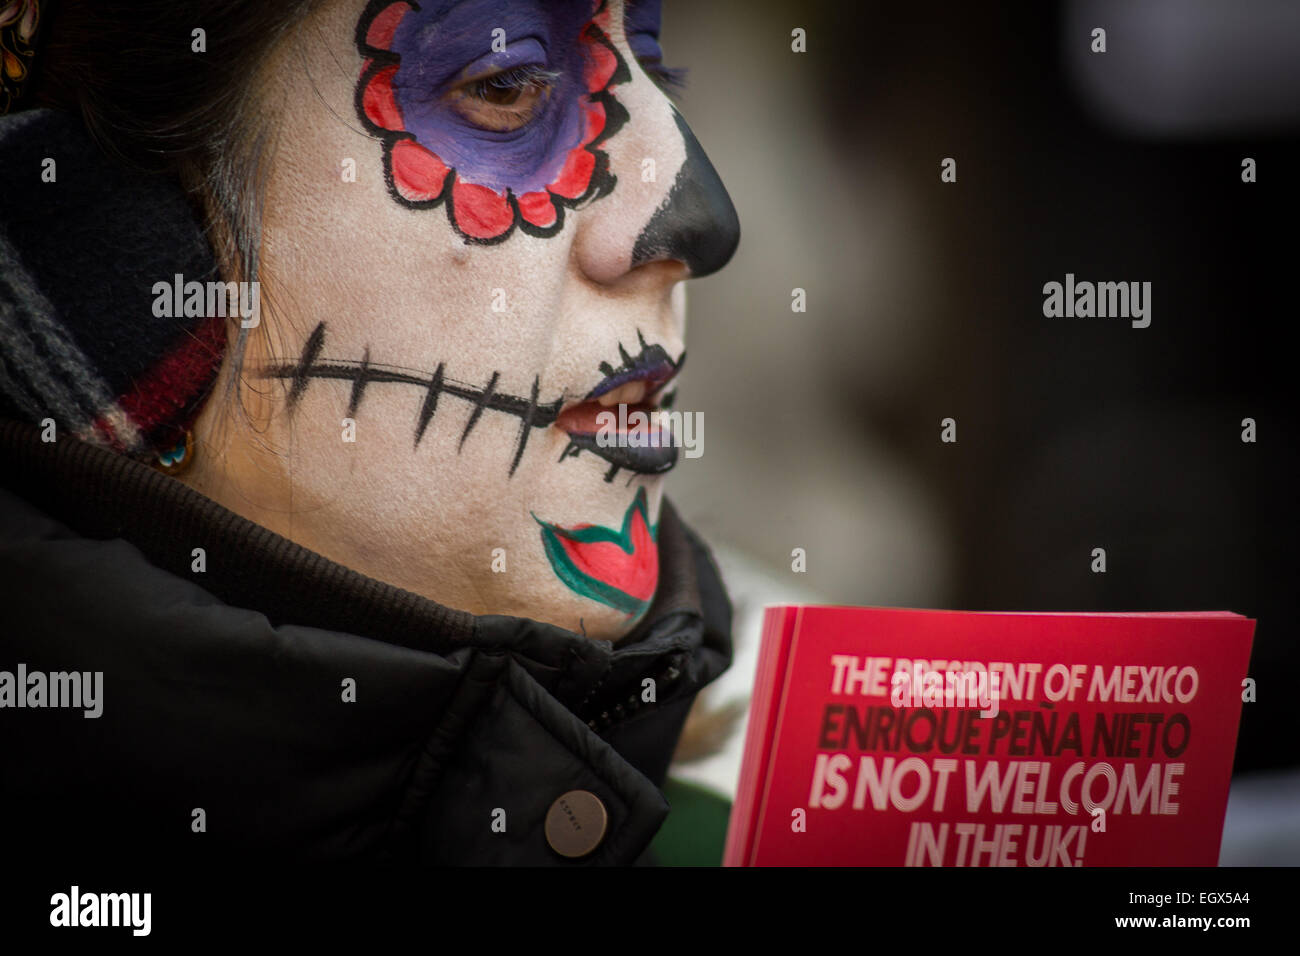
[355,0,630,242]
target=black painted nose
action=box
[630,111,740,278]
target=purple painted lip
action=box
[584,339,684,401]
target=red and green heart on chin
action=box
[534,487,658,618]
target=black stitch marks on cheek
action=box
[287,321,327,409]
[262,323,685,483]
[459,371,498,451]
[512,376,542,477]
[631,110,740,278]
[414,363,445,447]
[263,322,562,477]
[347,348,371,418]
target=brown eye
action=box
[479,76,528,106]
[448,66,556,132]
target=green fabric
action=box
[651,777,733,866]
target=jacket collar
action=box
[0,416,733,730]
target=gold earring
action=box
[154,430,195,476]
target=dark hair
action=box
[31,0,318,409]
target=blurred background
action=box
[657,0,1299,860]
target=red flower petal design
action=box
[365,2,408,48]
[391,139,449,202]
[579,100,605,147]
[548,148,597,201]
[452,180,514,239]
[518,191,559,229]
[583,39,618,91]
[362,64,402,130]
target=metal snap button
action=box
[545,790,608,859]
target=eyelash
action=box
[464,58,687,98]
[463,64,559,105]
[452,52,688,133]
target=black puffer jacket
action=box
[0,418,732,865]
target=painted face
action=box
[188,0,739,641]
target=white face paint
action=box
[184,0,738,639]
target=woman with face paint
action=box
[0,0,739,866]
